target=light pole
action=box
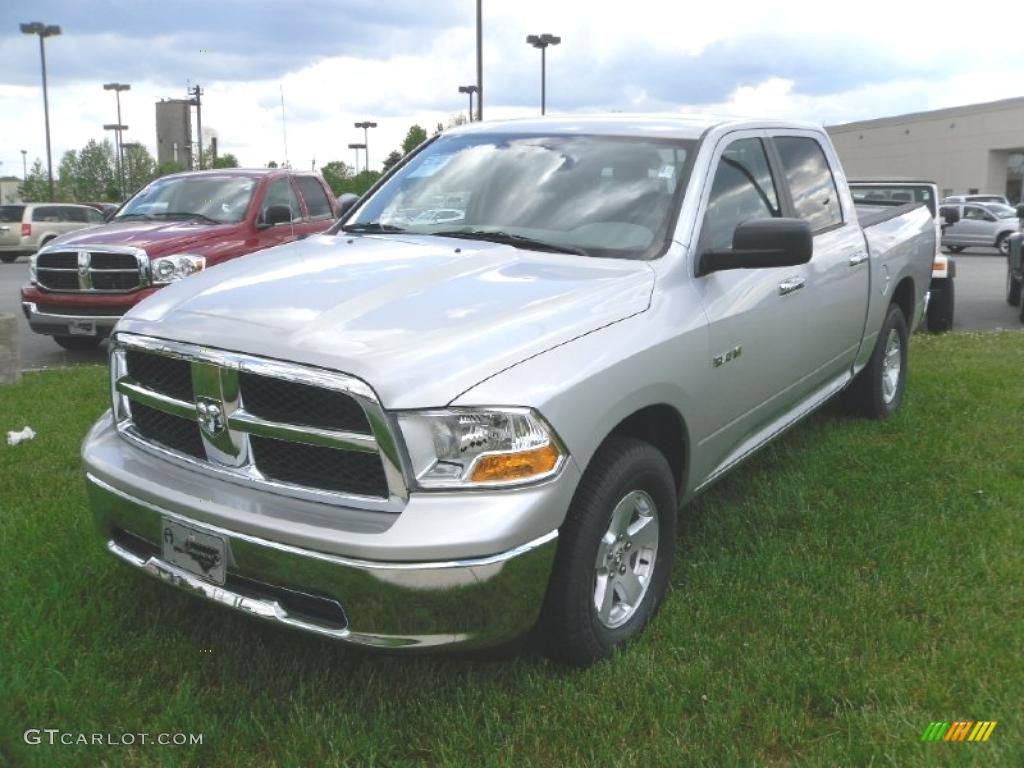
[21,150,28,181]
[121,141,143,194]
[458,85,478,123]
[348,143,365,176]
[104,124,128,198]
[103,83,130,199]
[354,121,377,173]
[20,22,61,201]
[476,0,483,120]
[526,33,561,115]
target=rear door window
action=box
[31,206,62,222]
[296,177,334,219]
[259,178,302,224]
[60,206,89,223]
[773,136,843,232]
[0,206,25,223]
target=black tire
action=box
[926,278,955,333]
[841,303,909,419]
[53,335,103,351]
[997,234,1010,257]
[1007,268,1022,307]
[540,435,677,667]
[946,246,965,254]
[0,254,18,264]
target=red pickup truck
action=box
[21,168,344,350]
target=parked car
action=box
[939,202,1020,255]
[20,168,340,350]
[83,115,933,666]
[851,180,956,332]
[82,202,121,221]
[941,194,1011,206]
[1005,206,1024,321]
[0,203,106,263]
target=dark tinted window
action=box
[703,138,780,252]
[31,206,62,222]
[61,206,89,223]
[296,177,333,218]
[0,206,25,223]
[260,178,301,223]
[84,207,105,223]
[774,136,843,232]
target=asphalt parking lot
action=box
[1,248,1021,371]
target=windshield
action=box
[982,203,1017,219]
[346,133,695,259]
[115,175,257,224]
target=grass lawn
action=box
[1,331,1022,767]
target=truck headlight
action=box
[29,253,37,284]
[396,408,565,489]
[151,254,205,284]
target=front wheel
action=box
[53,335,103,351]
[1007,268,1022,307]
[997,235,1010,257]
[926,279,955,333]
[540,436,677,667]
[841,303,909,419]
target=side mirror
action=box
[942,208,960,225]
[699,218,813,276]
[258,204,292,229]
[336,193,359,218]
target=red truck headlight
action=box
[151,254,205,284]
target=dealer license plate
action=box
[67,320,96,336]
[161,519,227,585]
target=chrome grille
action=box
[36,247,146,292]
[110,334,406,509]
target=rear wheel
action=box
[540,436,677,667]
[997,234,1010,257]
[841,303,908,419]
[53,335,103,351]
[0,254,18,264]
[946,246,965,254]
[926,278,955,333]
[1007,268,1022,307]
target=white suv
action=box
[0,203,106,263]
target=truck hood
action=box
[118,233,655,408]
[49,220,241,256]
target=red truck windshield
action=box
[115,175,257,225]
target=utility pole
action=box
[188,83,204,169]
[475,0,483,120]
[20,22,61,201]
[21,150,28,181]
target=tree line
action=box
[19,117,461,204]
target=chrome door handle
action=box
[778,277,805,295]
[848,251,869,266]
[0,226,9,232]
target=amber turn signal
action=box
[470,444,560,483]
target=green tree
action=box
[67,139,118,202]
[320,160,354,195]
[381,150,403,173]
[18,158,50,202]
[267,160,278,168]
[56,150,80,202]
[212,153,239,169]
[123,144,158,195]
[401,125,428,155]
[157,161,187,177]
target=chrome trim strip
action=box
[107,540,352,640]
[228,410,379,453]
[24,303,122,324]
[116,379,197,420]
[90,472,558,570]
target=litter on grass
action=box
[6,426,36,446]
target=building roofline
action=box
[827,96,1024,132]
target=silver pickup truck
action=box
[83,116,933,665]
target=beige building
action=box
[0,177,22,205]
[827,97,1024,202]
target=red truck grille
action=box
[36,249,144,292]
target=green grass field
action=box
[1,332,1022,767]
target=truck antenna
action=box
[280,85,290,169]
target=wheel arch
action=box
[892,275,915,324]
[600,404,689,496]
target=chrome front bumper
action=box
[86,473,559,649]
[22,301,121,337]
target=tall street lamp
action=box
[348,142,366,175]
[476,0,483,120]
[526,33,560,115]
[354,121,377,172]
[103,83,130,199]
[104,124,128,197]
[20,21,62,201]
[458,85,478,123]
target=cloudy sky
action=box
[0,0,1019,179]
